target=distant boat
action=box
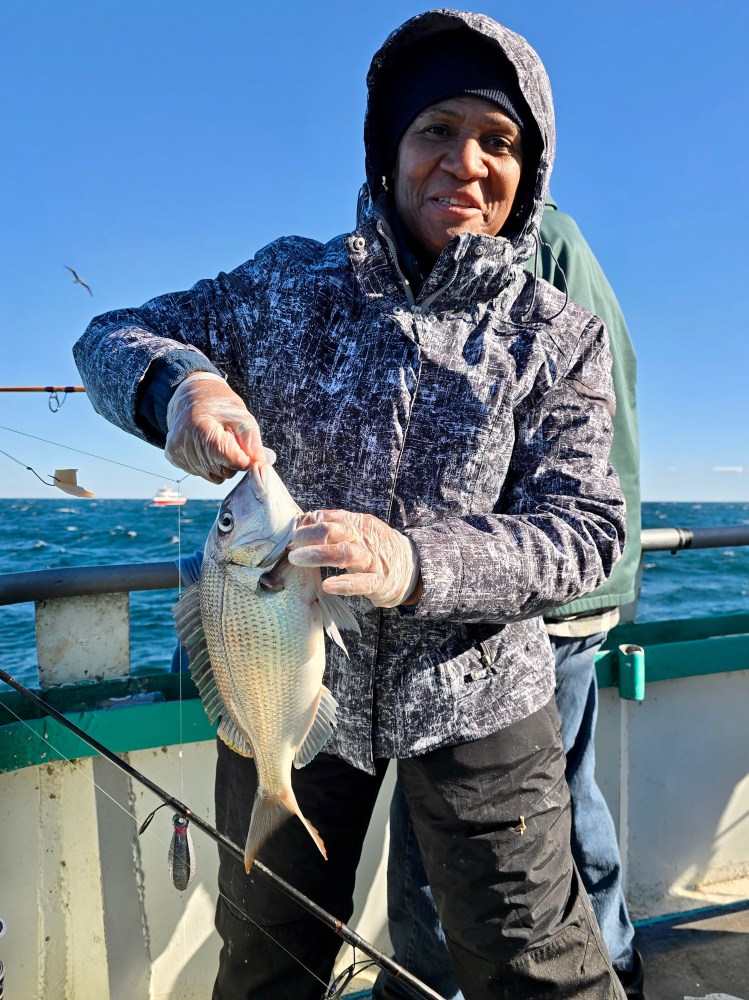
[151,485,186,507]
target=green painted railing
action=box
[1,612,748,774]
[0,674,215,773]
[597,612,749,701]
[1,535,748,774]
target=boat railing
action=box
[640,524,749,551]
[0,560,178,604]
[1,523,748,937]
[1,524,748,607]
[0,523,747,697]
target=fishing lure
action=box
[139,803,196,892]
[168,812,196,891]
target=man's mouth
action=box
[434,195,482,210]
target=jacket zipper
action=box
[375,220,463,314]
[375,221,415,308]
[420,258,461,312]
[376,222,465,531]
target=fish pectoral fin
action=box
[317,587,361,657]
[174,583,230,727]
[217,716,255,758]
[293,685,338,769]
[244,787,327,873]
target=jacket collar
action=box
[350,200,522,313]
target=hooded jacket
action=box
[73,10,625,773]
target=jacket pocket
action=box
[440,627,507,705]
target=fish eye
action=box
[218,511,234,534]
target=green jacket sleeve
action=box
[527,199,641,615]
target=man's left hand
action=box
[288,510,421,608]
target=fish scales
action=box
[175,459,359,872]
[202,558,325,779]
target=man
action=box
[374,196,643,1000]
[75,11,627,998]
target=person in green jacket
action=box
[373,197,644,1000]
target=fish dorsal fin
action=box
[316,583,361,658]
[293,685,338,769]
[217,716,255,758]
[174,583,230,727]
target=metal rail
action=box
[1,525,748,607]
[639,525,749,552]
[0,562,179,606]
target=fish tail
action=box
[244,786,327,873]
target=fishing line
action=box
[0,446,62,489]
[0,492,417,994]
[0,695,176,854]
[327,950,378,998]
[0,667,445,1000]
[173,481,187,975]
[174,491,185,793]
[0,422,189,484]
[0,702,356,996]
[212,884,331,993]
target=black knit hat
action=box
[379,30,528,171]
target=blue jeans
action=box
[373,631,635,1000]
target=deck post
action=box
[35,593,130,686]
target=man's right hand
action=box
[165,372,265,484]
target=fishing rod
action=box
[0,385,86,412]
[0,666,445,1000]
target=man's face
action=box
[393,95,524,260]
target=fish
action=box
[174,458,359,872]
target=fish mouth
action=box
[244,460,296,569]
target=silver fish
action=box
[175,459,358,871]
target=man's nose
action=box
[442,137,488,179]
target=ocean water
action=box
[1,499,747,687]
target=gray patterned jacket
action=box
[73,10,625,773]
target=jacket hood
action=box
[364,9,555,264]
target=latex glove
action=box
[165,372,265,484]
[288,510,422,608]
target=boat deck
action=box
[340,900,749,999]
[635,900,749,1000]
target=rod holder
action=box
[617,644,645,701]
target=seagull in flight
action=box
[65,266,93,296]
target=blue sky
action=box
[1,0,747,501]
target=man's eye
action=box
[422,124,451,138]
[484,136,512,151]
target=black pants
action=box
[212,700,624,1000]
